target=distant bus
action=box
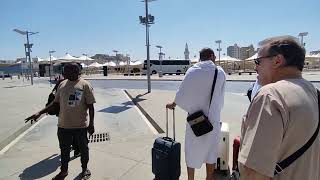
[143,60,191,75]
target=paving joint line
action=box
[124,90,164,134]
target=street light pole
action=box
[215,40,222,66]
[13,29,38,85]
[49,50,56,87]
[140,0,155,93]
[113,50,118,73]
[298,32,308,47]
[83,53,89,75]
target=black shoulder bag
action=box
[274,89,320,175]
[186,68,218,137]
[45,81,62,116]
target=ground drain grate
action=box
[88,132,110,143]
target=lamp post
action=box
[113,50,119,73]
[215,40,222,66]
[298,32,308,47]
[126,54,130,74]
[13,29,39,85]
[139,0,156,93]
[49,50,56,87]
[156,45,163,77]
[82,53,89,75]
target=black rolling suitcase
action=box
[152,108,181,180]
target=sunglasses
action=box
[254,55,277,65]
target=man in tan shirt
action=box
[26,63,96,180]
[239,36,320,180]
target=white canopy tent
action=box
[129,60,143,65]
[78,55,94,61]
[119,62,126,66]
[45,56,57,61]
[58,53,79,61]
[246,53,258,61]
[219,56,242,62]
[80,63,88,68]
[108,61,117,67]
[88,62,103,68]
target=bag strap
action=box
[209,67,218,108]
[274,89,320,175]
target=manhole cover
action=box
[89,132,110,143]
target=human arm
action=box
[87,104,95,135]
[25,102,59,124]
[238,90,285,178]
[84,82,96,135]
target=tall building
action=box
[227,44,255,60]
[227,44,240,59]
[184,43,190,60]
[240,44,255,60]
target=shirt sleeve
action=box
[238,92,285,177]
[84,83,96,105]
[53,85,61,103]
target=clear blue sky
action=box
[1,0,319,61]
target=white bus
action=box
[143,60,191,75]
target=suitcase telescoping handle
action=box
[166,108,176,141]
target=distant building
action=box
[227,44,255,60]
[227,44,240,59]
[240,45,255,60]
[184,43,190,59]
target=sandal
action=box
[80,169,91,180]
[52,171,68,180]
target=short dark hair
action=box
[199,48,215,60]
[265,37,305,71]
[63,62,81,75]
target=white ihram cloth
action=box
[174,60,226,168]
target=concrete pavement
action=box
[0,88,159,180]
[0,78,52,152]
[0,76,250,179]
[125,89,250,179]
[83,70,320,82]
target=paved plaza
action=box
[0,71,319,179]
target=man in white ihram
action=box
[166,48,226,180]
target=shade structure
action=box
[108,61,117,67]
[102,62,109,66]
[80,63,88,68]
[119,61,126,66]
[88,62,103,68]
[78,55,94,61]
[219,55,242,62]
[129,60,143,65]
[246,53,258,60]
[58,53,79,61]
[45,56,57,61]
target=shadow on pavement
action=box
[3,85,31,88]
[98,99,146,114]
[98,105,132,114]
[18,153,78,180]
